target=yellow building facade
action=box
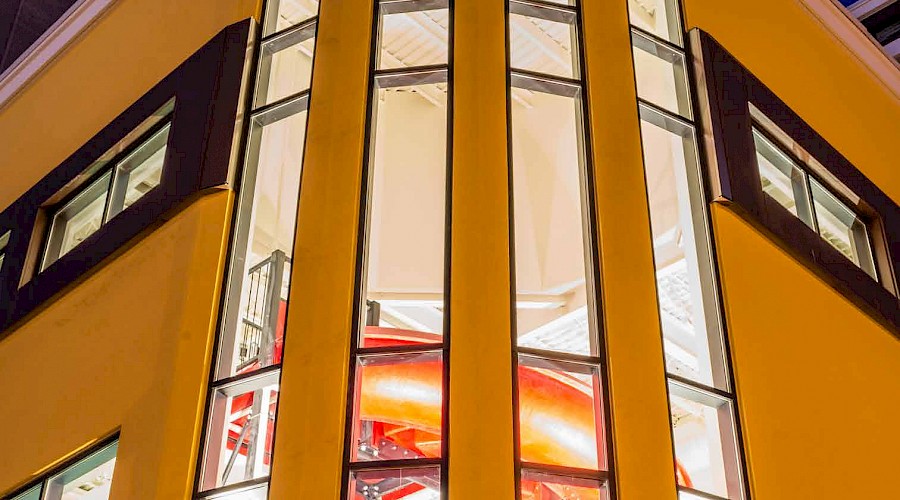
[0,1,897,499]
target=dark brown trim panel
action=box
[690,28,900,332]
[0,19,254,337]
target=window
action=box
[40,116,172,271]
[4,438,118,500]
[629,4,747,499]
[508,0,613,494]
[752,128,877,280]
[197,7,318,499]
[694,29,898,329]
[0,21,250,337]
[0,230,10,276]
[342,1,451,498]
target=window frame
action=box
[692,28,900,332]
[0,20,253,337]
[2,432,120,500]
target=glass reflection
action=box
[107,124,170,219]
[627,0,682,45]
[263,0,319,36]
[360,73,448,348]
[511,82,596,357]
[518,355,605,471]
[521,471,607,500]
[349,467,440,500]
[377,4,449,70]
[669,383,742,500]
[351,352,444,462]
[216,97,308,380]
[632,30,691,119]
[255,23,316,108]
[42,172,111,270]
[200,371,280,491]
[752,129,814,227]
[509,7,578,79]
[46,441,118,500]
[639,105,728,390]
[810,178,877,279]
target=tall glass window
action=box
[509,1,612,497]
[196,3,319,498]
[628,1,747,498]
[343,1,451,499]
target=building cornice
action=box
[0,0,117,112]
[797,0,900,99]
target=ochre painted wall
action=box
[712,206,900,498]
[0,0,256,497]
[0,0,258,208]
[0,191,233,498]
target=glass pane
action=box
[377,3,449,70]
[351,351,443,462]
[42,171,112,270]
[521,471,607,500]
[509,5,578,79]
[810,179,877,279]
[360,72,448,348]
[254,23,316,108]
[669,383,742,500]
[639,105,729,391]
[10,485,41,500]
[198,482,268,500]
[518,355,605,471]
[348,466,440,500]
[263,0,319,36]
[627,0,682,45]
[511,80,596,357]
[752,129,814,227]
[44,440,117,500]
[216,97,308,380]
[632,30,692,119]
[200,370,280,491]
[106,123,170,220]
[0,230,9,274]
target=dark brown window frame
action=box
[0,19,253,338]
[690,29,900,332]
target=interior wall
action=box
[0,0,257,497]
[712,205,900,499]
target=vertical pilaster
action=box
[448,0,517,498]
[268,0,374,498]
[581,1,678,498]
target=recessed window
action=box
[752,126,878,280]
[5,438,118,500]
[0,230,10,276]
[40,119,171,271]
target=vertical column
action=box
[448,0,517,499]
[267,0,374,498]
[626,0,749,498]
[581,0,681,498]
